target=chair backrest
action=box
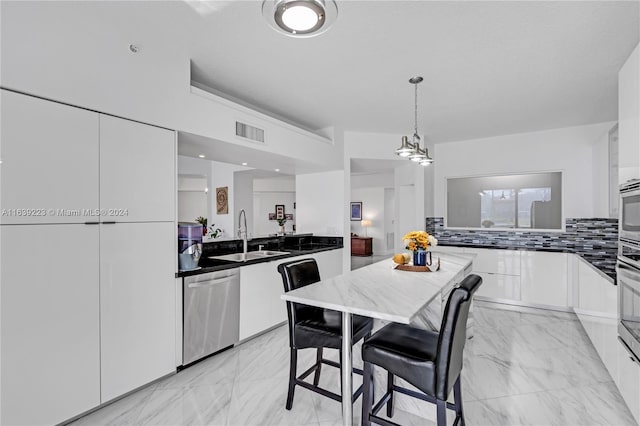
[435,274,482,400]
[277,258,323,347]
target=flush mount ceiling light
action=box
[395,76,434,166]
[262,0,338,38]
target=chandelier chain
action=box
[414,81,419,137]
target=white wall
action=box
[592,125,617,218]
[433,122,616,221]
[253,192,295,237]
[178,155,249,239]
[296,171,344,236]
[0,2,342,171]
[350,187,387,254]
[618,43,640,183]
[233,171,253,240]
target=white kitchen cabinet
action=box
[618,42,640,184]
[313,248,344,279]
[239,249,345,341]
[575,258,617,316]
[100,222,176,401]
[617,341,640,423]
[0,89,99,224]
[464,247,521,275]
[239,258,290,341]
[463,248,521,301]
[1,225,100,425]
[99,115,175,223]
[473,272,521,301]
[520,251,568,307]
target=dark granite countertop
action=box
[177,235,343,278]
[177,245,342,278]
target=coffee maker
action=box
[178,222,203,271]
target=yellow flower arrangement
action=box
[402,231,438,252]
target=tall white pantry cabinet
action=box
[0,90,177,425]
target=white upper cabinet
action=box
[99,115,175,223]
[0,90,99,224]
[1,224,100,425]
[618,43,640,184]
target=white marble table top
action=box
[281,253,473,324]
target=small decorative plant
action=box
[195,216,207,227]
[277,218,287,226]
[208,225,222,239]
[402,231,438,252]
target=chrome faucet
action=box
[238,209,248,257]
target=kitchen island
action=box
[281,252,473,426]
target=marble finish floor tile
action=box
[70,301,635,426]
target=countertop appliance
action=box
[178,222,203,271]
[618,179,640,361]
[183,269,240,365]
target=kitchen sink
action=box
[209,250,289,262]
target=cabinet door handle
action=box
[84,221,100,225]
[187,278,234,288]
[101,221,116,225]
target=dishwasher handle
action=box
[187,277,236,288]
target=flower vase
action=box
[279,225,285,235]
[413,249,432,266]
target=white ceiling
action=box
[185,0,639,142]
[4,1,639,146]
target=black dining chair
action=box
[361,274,483,426]
[277,258,374,410]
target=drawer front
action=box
[474,272,521,301]
[464,248,521,275]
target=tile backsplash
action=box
[425,217,618,280]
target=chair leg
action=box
[362,361,373,426]
[338,349,343,396]
[286,348,297,410]
[386,372,394,418]
[436,399,447,426]
[453,376,465,426]
[313,348,323,386]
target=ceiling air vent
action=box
[236,121,265,143]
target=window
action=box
[447,172,562,230]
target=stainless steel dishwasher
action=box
[183,269,240,365]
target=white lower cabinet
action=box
[1,225,100,425]
[239,249,344,341]
[100,222,176,401]
[463,248,522,301]
[239,259,289,341]
[520,251,568,307]
[576,258,617,315]
[617,342,640,423]
[474,272,521,300]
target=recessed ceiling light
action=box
[242,162,248,166]
[198,154,205,158]
[275,168,280,172]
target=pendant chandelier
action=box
[395,76,434,166]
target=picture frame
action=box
[268,213,276,220]
[275,204,285,220]
[350,202,362,221]
[216,186,229,214]
[285,213,293,220]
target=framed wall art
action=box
[350,202,362,221]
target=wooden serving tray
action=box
[394,257,441,272]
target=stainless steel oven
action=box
[618,260,640,360]
[620,179,640,242]
[619,178,640,361]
